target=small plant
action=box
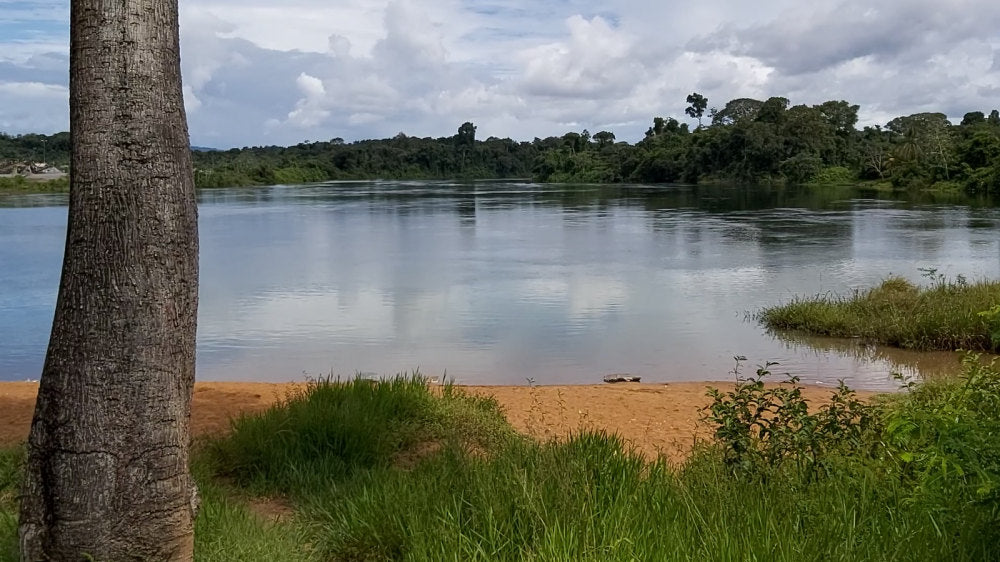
[704,358,878,476]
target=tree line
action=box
[533,96,1000,193]
[5,96,1000,194]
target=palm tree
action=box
[20,0,199,559]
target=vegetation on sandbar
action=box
[5,365,999,561]
[0,175,68,193]
[759,273,1000,352]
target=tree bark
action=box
[19,0,198,559]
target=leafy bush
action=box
[704,359,878,476]
[979,304,1000,350]
[703,355,1000,553]
[811,166,856,185]
[779,153,823,184]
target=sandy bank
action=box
[0,381,874,462]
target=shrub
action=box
[811,166,856,185]
[704,359,879,476]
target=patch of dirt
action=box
[392,440,445,470]
[246,496,296,524]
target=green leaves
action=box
[704,359,878,477]
[883,354,1000,505]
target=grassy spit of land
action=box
[0,175,68,193]
[759,274,1000,353]
[1,364,999,561]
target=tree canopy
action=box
[6,95,1000,195]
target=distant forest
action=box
[3,94,1000,194]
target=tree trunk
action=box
[19,0,199,559]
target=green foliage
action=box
[206,374,514,496]
[759,276,1000,352]
[705,359,878,475]
[0,132,70,166]
[811,166,856,185]
[190,131,540,188]
[699,358,1000,558]
[0,176,27,190]
[881,356,1000,535]
[195,367,1000,561]
[685,92,708,128]
[979,304,1000,349]
[6,97,1000,195]
[0,448,23,562]
[779,153,822,184]
[0,175,68,192]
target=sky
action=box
[1,0,999,148]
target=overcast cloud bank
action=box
[1,0,998,148]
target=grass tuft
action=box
[758,275,1000,352]
[205,374,515,497]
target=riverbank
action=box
[5,370,998,561]
[0,380,872,462]
[0,174,68,192]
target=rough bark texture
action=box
[19,0,199,559]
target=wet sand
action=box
[0,381,874,462]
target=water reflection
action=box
[1,181,998,388]
[768,331,985,385]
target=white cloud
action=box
[284,73,329,128]
[1,0,999,146]
[0,81,68,133]
[519,15,638,99]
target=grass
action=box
[207,374,515,497]
[0,448,22,562]
[758,275,1000,352]
[0,175,68,192]
[202,369,1000,560]
[1,367,999,560]
[190,460,315,562]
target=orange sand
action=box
[0,381,873,463]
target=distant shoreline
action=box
[0,173,67,181]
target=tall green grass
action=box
[0,445,318,561]
[302,433,989,561]
[206,374,515,496]
[203,371,1000,561]
[0,448,23,562]
[2,367,998,560]
[759,275,1000,352]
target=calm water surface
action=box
[2,182,998,390]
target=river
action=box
[2,181,998,390]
